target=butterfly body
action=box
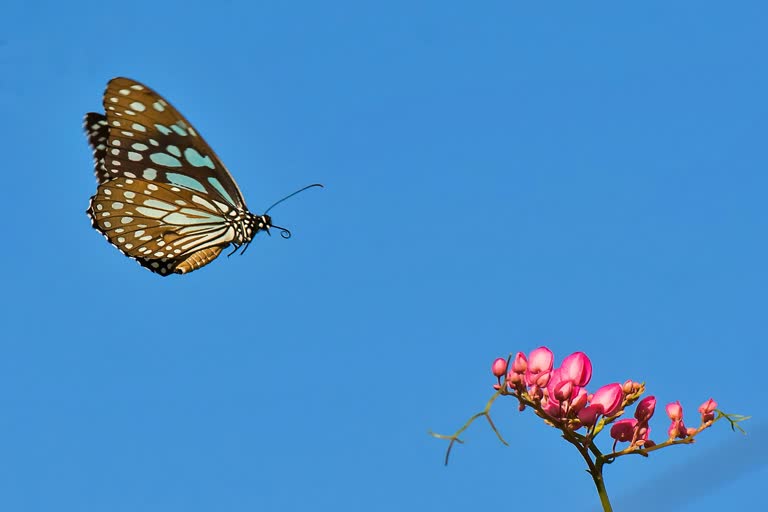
[84,78,284,276]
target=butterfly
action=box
[84,77,321,276]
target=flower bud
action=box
[635,396,656,422]
[698,398,717,413]
[507,371,523,386]
[528,384,543,401]
[512,352,528,373]
[492,358,508,378]
[698,398,717,423]
[665,401,683,421]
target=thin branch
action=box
[429,390,508,465]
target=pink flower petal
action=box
[560,352,592,387]
[635,395,656,422]
[666,401,683,421]
[591,383,623,417]
[610,418,637,442]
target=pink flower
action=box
[636,425,652,446]
[511,352,527,373]
[610,418,638,442]
[698,398,717,423]
[528,384,543,401]
[528,347,554,372]
[578,404,602,428]
[554,379,574,402]
[635,396,656,422]
[541,397,563,419]
[591,383,624,417]
[571,387,588,412]
[546,368,575,404]
[492,358,508,378]
[668,419,688,439]
[525,347,554,386]
[698,398,717,413]
[666,401,683,421]
[560,352,592,387]
[506,370,523,386]
[533,371,551,388]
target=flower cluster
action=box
[433,345,743,511]
[491,347,718,448]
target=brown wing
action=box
[83,112,111,184]
[87,176,237,276]
[96,77,248,209]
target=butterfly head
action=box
[253,213,291,239]
[257,214,273,232]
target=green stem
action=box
[592,459,613,512]
[428,390,508,465]
[561,430,612,511]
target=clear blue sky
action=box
[1,1,766,510]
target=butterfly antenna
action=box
[271,225,292,239]
[264,183,324,214]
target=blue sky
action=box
[1,1,766,510]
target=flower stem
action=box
[592,462,613,512]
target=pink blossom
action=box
[560,352,592,387]
[698,398,717,423]
[571,387,588,412]
[533,371,551,388]
[636,425,652,446]
[546,368,572,404]
[541,397,563,419]
[528,347,554,372]
[578,404,602,428]
[610,418,638,442]
[666,401,683,421]
[591,383,624,417]
[525,347,554,386]
[546,367,563,391]
[554,379,574,402]
[698,398,717,414]
[635,396,656,422]
[506,371,523,386]
[528,384,543,401]
[511,352,527,373]
[668,419,688,439]
[492,358,508,378]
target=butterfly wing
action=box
[97,77,248,206]
[87,177,239,275]
[83,112,111,184]
[85,78,255,275]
